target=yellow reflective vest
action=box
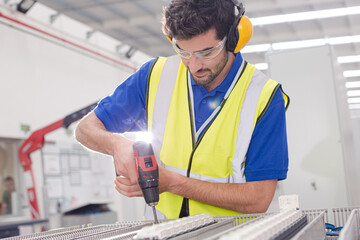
[145,55,289,219]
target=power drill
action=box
[133,141,159,224]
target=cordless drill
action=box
[133,141,159,224]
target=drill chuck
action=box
[142,188,159,206]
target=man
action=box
[2,176,15,214]
[75,0,289,220]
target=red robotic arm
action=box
[18,102,97,219]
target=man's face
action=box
[173,28,229,91]
[5,180,15,192]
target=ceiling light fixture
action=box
[241,44,271,53]
[348,98,360,104]
[17,0,37,14]
[338,55,360,64]
[344,70,360,78]
[348,104,360,109]
[346,81,360,88]
[272,39,326,50]
[251,6,360,26]
[254,63,268,70]
[242,35,360,53]
[329,35,360,45]
[125,47,137,59]
[347,90,360,97]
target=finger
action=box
[113,161,122,177]
[115,176,134,186]
[114,181,142,197]
[126,160,138,185]
[114,162,129,178]
[114,178,141,191]
[115,186,142,197]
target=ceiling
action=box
[35,0,360,60]
[19,0,360,116]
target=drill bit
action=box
[152,206,159,224]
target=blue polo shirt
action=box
[94,53,288,182]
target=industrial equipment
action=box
[3,198,360,239]
[4,207,360,240]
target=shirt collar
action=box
[190,52,244,94]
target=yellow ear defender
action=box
[231,15,253,52]
[226,2,253,53]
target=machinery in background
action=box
[3,206,360,240]
[18,102,98,219]
[60,203,117,228]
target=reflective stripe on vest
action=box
[146,55,288,219]
[231,69,269,183]
[150,56,182,169]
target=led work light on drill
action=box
[133,141,159,224]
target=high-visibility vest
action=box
[144,55,289,219]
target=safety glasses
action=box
[172,36,227,61]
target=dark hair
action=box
[4,176,14,182]
[162,0,235,40]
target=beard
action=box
[189,51,229,87]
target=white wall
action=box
[0,6,146,222]
[267,46,350,210]
[0,8,134,139]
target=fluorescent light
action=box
[346,81,360,88]
[272,39,327,50]
[349,104,360,109]
[254,63,268,70]
[272,35,360,50]
[17,0,37,14]
[329,35,360,45]
[344,70,360,78]
[251,6,360,26]
[338,55,360,63]
[242,35,360,54]
[348,98,360,104]
[347,90,360,97]
[242,44,271,53]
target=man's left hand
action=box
[114,165,176,197]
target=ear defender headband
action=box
[226,1,253,53]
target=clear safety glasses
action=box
[172,36,227,61]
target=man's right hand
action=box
[112,137,137,184]
[75,112,138,185]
